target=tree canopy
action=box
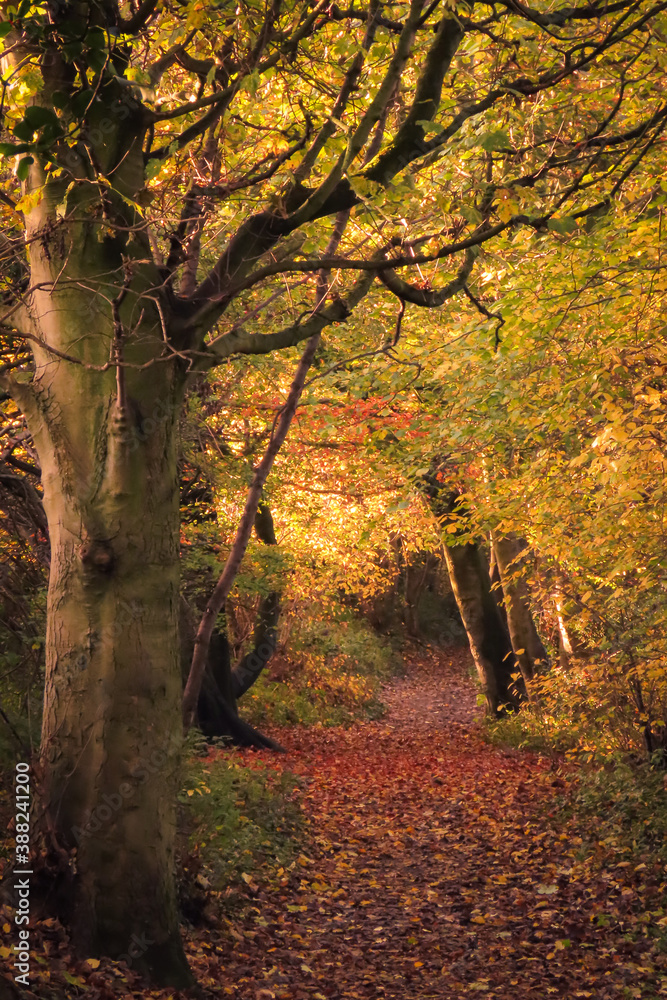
[2,0,667,988]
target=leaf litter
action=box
[195,647,667,999]
[2,647,665,999]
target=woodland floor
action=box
[191,647,667,1000]
[2,647,667,1000]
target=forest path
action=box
[196,647,664,1000]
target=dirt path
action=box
[196,648,666,999]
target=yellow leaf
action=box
[85,958,101,969]
[15,187,44,214]
[471,915,486,924]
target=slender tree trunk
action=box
[552,580,590,667]
[442,539,520,715]
[183,210,349,729]
[417,478,520,715]
[488,541,509,631]
[491,531,549,686]
[231,501,281,699]
[182,333,322,729]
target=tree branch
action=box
[365,14,464,185]
[200,267,375,363]
[378,247,476,307]
[118,0,160,34]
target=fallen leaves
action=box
[1,647,666,999]
[186,648,667,998]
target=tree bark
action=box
[491,532,549,686]
[34,361,192,984]
[16,165,193,977]
[442,539,520,715]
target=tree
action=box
[419,480,519,713]
[414,177,667,756]
[1,0,665,982]
[491,531,549,687]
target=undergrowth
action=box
[178,735,302,907]
[570,755,667,868]
[239,609,398,728]
[485,670,667,891]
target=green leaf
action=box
[478,129,510,152]
[70,89,95,117]
[24,105,58,128]
[416,120,444,138]
[88,48,107,73]
[16,156,34,181]
[0,141,32,155]
[86,26,107,48]
[50,90,70,110]
[241,69,260,96]
[13,121,35,142]
[547,216,576,235]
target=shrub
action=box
[178,739,301,899]
[239,607,398,727]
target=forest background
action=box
[1,0,667,993]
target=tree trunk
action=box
[188,628,283,750]
[488,541,509,631]
[35,384,191,983]
[417,477,520,715]
[22,244,193,981]
[442,539,520,715]
[552,580,591,667]
[231,501,281,699]
[183,333,322,730]
[491,532,549,686]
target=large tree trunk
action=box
[17,155,193,978]
[491,532,549,686]
[442,539,520,715]
[33,360,192,984]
